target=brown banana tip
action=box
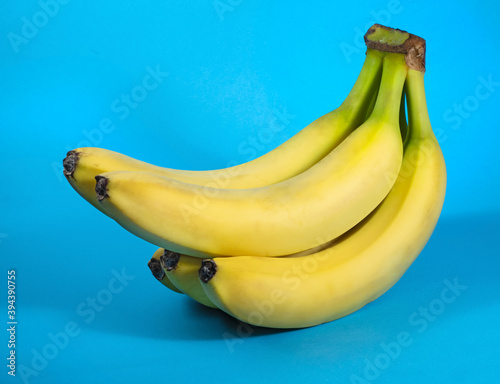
[364,24,426,71]
[95,176,109,201]
[148,257,165,280]
[199,259,217,284]
[160,250,180,272]
[63,150,79,178]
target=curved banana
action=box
[158,249,217,308]
[147,248,182,294]
[94,52,406,257]
[63,49,384,214]
[197,67,447,328]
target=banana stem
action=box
[338,49,384,122]
[405,69,433,140]
[362,24,428,137]
[364,24,426,71]
[369,54,408,125]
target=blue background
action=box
[1,1,499,383]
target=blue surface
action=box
[1,1,499,383]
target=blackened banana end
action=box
[160,250,180,272]
[148,257,165,280]
[95,176,109,201]
[63,150,79,178]
[199,259,217,283]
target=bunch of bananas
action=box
[63,24,446,329]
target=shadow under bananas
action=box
[83,290,296,341]
[77,210,500,343]
[180,300,297,339]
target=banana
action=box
[147,248,183,294]
[158,249,217,308]
[63,49,384,214]
[94,52,406,258]
[197,66,447,329]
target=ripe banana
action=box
[198,66,447,328]
[158,249,217,308]
[147,248,182,294]
[94,52,405,258]
[63,49,384,214]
